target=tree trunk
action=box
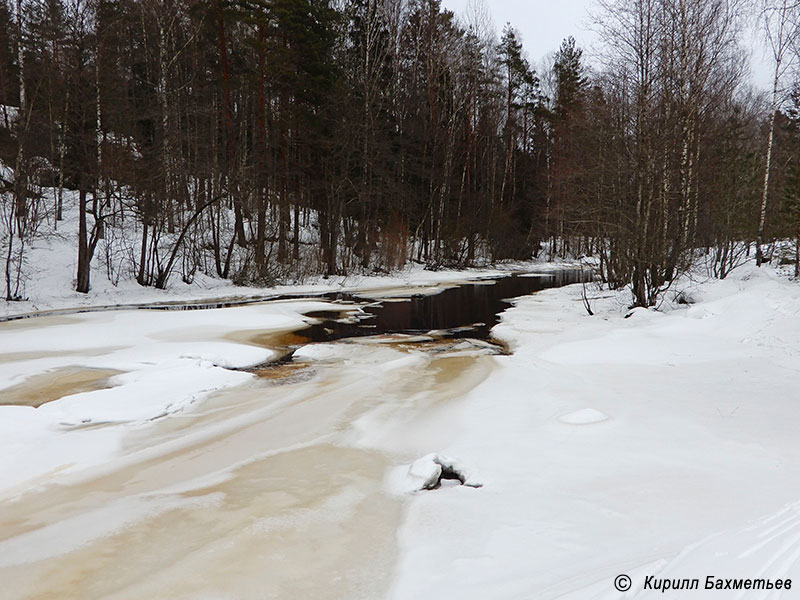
[278,109,289,263]
[255,23,269,275]
[137,217,149,286]
[16,0,24,108]
[757,71,780,266]
[95,37,104,240]
[795,220,800,278]
[76,184,91,293]
[216,0,246,248]
[56,81,69,223]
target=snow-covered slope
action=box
[386,265,800,599]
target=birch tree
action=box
[757,0,800,265]
[594,0,746,306]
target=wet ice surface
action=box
[0,367,121,408]
[0,270,586,599]
[0,340,494,599]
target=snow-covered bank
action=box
[0,185,580,321]
[0,257,578,321]
[386,264,800,599]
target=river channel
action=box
[0,269,588,600]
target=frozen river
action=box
[0,271,586,599]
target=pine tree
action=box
[552,36,586,122]
[549,36,586,257]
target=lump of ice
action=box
[406,453,483,491]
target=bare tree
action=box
[593,0,746,306]
[756,0,800,265]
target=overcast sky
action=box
[440,0,773,92]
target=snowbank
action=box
[387,264,800,599]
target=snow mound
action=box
[558,408,610,425]
[292,343,352,362]
[176,343,275,369]
[36,359,251,425]
[624,307,660,320]
[390,453,483,493]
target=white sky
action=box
[441,0,774,92]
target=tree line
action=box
[0,0,798,307]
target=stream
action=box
[0,269,588,600]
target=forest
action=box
[1,0,799,307]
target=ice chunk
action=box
[406,453,483,491]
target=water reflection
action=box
[297,270,590,345]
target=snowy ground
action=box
[1,258,567,319]
[1,259,799,599]
[1,185,577,321]
[384,264,800,599]
[2,232,572,321]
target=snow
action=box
[0,201,574,505]
[0,104,19,126]
[0,188,578,321]
[293,342,352,362]
[3,244,800,598]
[563,500,800,599]
[36,360,250,424]
[0,299,347,497]
[558,408,610,425]
[388,453,484,493]
[385,263,800,599]
[0,173,584,324]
